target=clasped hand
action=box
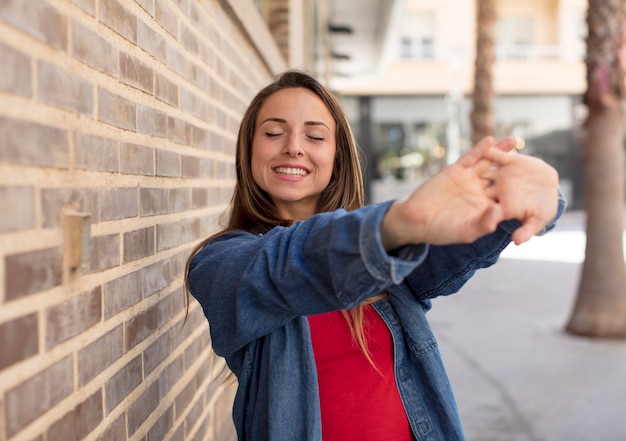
[381,136,560,250]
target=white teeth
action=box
[274,167,308,176]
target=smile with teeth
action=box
[273,166,309,177]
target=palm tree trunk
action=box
[565,0,626,338]
[470,0,496,144]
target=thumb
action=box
[511,218,542,245]
[477,202,504,235]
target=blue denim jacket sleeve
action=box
[405,188,567,300]
[187,201,428,357]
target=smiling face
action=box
[251,87,337,221]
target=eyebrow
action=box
[260,117,330,130]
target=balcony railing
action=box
[495,44,565,60]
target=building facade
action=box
[331,0,587,207]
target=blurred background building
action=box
[315,0,587,207]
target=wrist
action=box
[380,200,427,251]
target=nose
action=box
[282,133,304,157]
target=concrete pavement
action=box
[428,210,626,441]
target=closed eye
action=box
[307,135,325,141]
[265,132,282,138]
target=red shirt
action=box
[308,305,414,441]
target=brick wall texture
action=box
[0,0,279,440]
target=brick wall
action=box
[266,0,289,62]
[0,0,286,440]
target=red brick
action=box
[189,1,209,27]
[78,324,124,386]
[94,415,126,441]
[123,226,155,263]
[181,155,200,178]
[203,157,215,178]
[167,116,191,144]
[138,20,166,62]
[156,218,199,251]
[155,73,178,106]
[41,187,99,228]
[184,399,203,436]
[140,187,168,216]
[47,390,103,441]
[70,0,95,16]
[212,100,227,123]
[188,125,205,150]
[147,405,174,441]
[137,105,167,138]
[71,21,118,77]
[180,88,212,120]
[0,0,67,50]
[174,377,196,418]
[156,149,180,177]
[191,187,208,209]
[199,212,220,237]
[100,0,137,43]
[100,187,138,221]
[0,117,69,168]
[38,61,93,115]
[180,24,198,54]
[157,288,184,328]
[142,259,171,297]
[218,131,237,155]
[86,233,120,273]
[166,46,191,80]
[195,357,213,390]
[169,187,190,212]
[128,381,159,435]
[171,318,190,351]
[172,0,190,15]
[191,63,211,91]
[169,425,184,441]
[0,186,35,232]
[46,287,102,349]
[5,356,74,437]
[98,88,137,132]
[0,313,38,370]
[158,356,183,399]
[125,304,158,350]
[0,42,31,97]
[119,52,153,93]
[143,330,170,375]
[155,0,178,37]
[103,270,143,318]
[135,0,154,16]
[120,142,154,176]
[184,331,209,368]
[5,247,63,301]
[105,355,142,412]
[170,251,189,279]
[73,133,119,172]
[216,159,230,178]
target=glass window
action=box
[399,12,436,60]
[497,16,535,59]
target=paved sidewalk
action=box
[429,211,626,441]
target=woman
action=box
[186,70,565,440]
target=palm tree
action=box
[565,0,626,338]
[470,0,497,144]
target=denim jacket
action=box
[188,196,566,441]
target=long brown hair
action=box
[185,70,380,366]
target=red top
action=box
[308,305,414,441]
